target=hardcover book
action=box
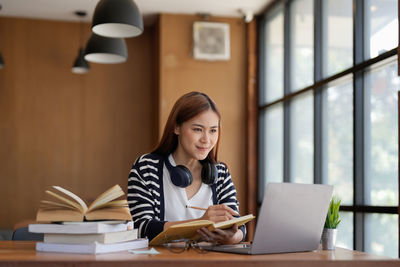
[36,238,148,254]
[149,214,255,246]
[36,184,132,222]
[44,229,138,244]
[29,221,134,234]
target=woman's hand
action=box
[197,224,243,245]
[200,204,239,223]
[163,205,238,230]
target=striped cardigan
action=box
[127,153,245,241]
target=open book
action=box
[36,184,132,222]
[149,214,255,246]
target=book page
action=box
[52,186,88,212]
[40,200,78,210]
[170,220,213,228]
[213,214,255,230]
[88,199,128,211]
[61,221,128,225]
[85,207,132,221]
[36,208,84,222]
[45,190,85,213]
[87,185,125,212]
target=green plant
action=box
[324,196,341,229]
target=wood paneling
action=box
[0,17,156,228]
[158,14,247,213]
[0,14,249,230]
[246,20,258,241]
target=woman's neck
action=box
[172,149,200,171]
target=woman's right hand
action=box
[200,204,239,223]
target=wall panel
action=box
[0,17,155,228]
[158,14,247,213]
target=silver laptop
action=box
[202,182,333,254]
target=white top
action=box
[163,154,213,222]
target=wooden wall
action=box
[0,13,249,229]
[0,17,156,228]
[158,14,248,213]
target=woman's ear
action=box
[174,125,180,135]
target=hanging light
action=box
[72,11,90,74]
[91,0,143,38]
[72,48,90,74]
[0,53,4,69]
[84,33,127,64]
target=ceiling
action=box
[0,0,272,24]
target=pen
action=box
[185,205,207,211]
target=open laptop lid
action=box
[251,183,333,254]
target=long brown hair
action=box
[152,91,221,162]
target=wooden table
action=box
[0,241,398,267]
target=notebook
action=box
[202,182,333,254]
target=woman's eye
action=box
[193,128,202,132]
[210,129,217,133]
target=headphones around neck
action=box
[165,156,217,188]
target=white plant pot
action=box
[321,228,337,250]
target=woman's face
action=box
[174,109,219,161]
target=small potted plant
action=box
[321,196,341,250]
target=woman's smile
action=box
[196,146,209,151]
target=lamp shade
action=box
[0,53,4,69]
[84,33,128,64]
[92,0,143,38]
[72,48,90,74]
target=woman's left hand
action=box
[197,224,243,245]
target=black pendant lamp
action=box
[0,53,4,69]
[72,11,90,74]
[84,33,127,64]
[91,0,143,38]
[72,48,90,74]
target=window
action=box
[290,0,314,91]
[259,104,284,201]
[290,92,313,183]
[258,0,399,258]
[261,6,284,105]
[365,0,398,59]
[322,75,353,205]
[322,0,353,77]
[337,211,353,249]
[365,213,398,257]
[364,58,399,207]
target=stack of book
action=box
[29,184,148,254]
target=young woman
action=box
[127,92,244,244]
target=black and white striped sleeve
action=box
[127,155,165,240]
[215,163,240,213]
[215,162,246,240]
